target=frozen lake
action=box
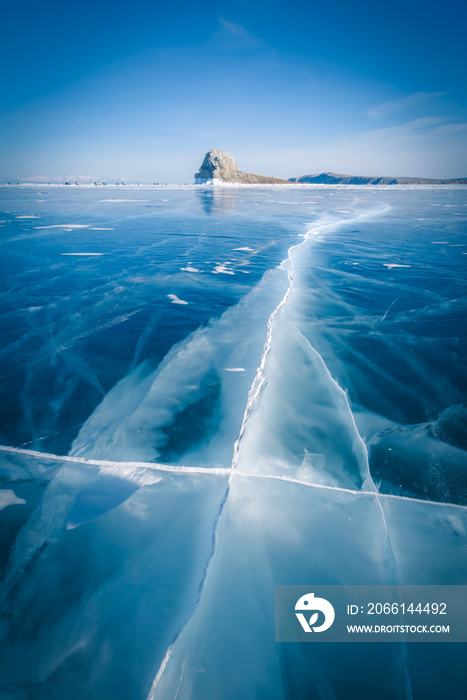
[0,184,466,699]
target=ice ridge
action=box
[146,204,413,698]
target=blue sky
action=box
[1,0,466,181]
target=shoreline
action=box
[1,182,467,190]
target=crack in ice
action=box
[0,443,464,511]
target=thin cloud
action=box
[367,91,448,120]
[243,117,467,179]
[218,17,267,48]
[352,116,446,143]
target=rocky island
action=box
[194,150,289,184]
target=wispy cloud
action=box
[218,17,267,48]
[243,117,467,179]
[367,91,448,120]
[352,116,446,143]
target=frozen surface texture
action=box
[0,185,466,699]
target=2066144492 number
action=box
[367,602,447,615]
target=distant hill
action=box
[288,172,467,185]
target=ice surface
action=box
[150,474,467,700]
[0,185,466,699]
[70,266,288,466]
[0,448,228,699]
[234,303,371,489]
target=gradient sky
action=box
[2,0,467,182]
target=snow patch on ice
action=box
[383,264,411,269]
[167,294,188,305]
[34,224,91,229]
[213,265,234,275]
